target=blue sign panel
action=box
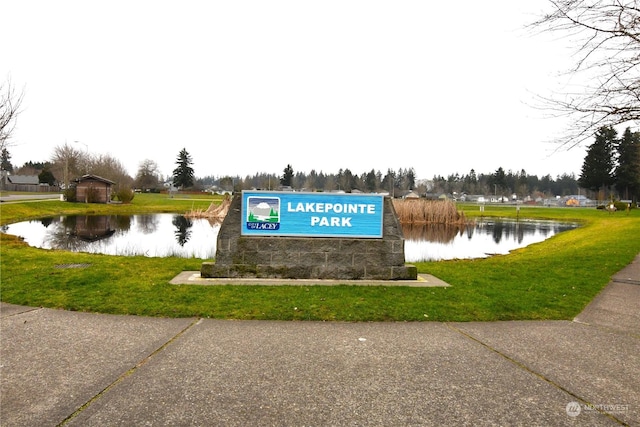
[241,191,384,238]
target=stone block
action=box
[299,252,329,267]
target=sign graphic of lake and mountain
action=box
[246,196,281,230]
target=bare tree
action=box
[134,159,160,191]
[0,77,24,152]
[532,1,640,147]
[88,153,133,190]
[50,143,86,188]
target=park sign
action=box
[241,191,384,238]
[203,191,417,280]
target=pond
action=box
[403,219,579,262]
[2,214,578,262]
[2,214,220,259]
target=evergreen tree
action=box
[341,168,355,192]
[1,148,13,172]
[405,168,416,190]
[463,169,478,194]
[394,168,406,190]
[578,126,616,194]
[615,127,640,201]
[172,148,194,189]
[365,169,377,192]
[381,169,395,195]
[468,169,478,184]
[516,169,529,197]
[491,167,506,195]
[280,164,293,187]
[556,173,578,196]
[539,174,553,196]
[38,167,56,186]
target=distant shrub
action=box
[116,188,135,204]
[64,187,77,202]
[614,201,633,211]
[598,201,635,211]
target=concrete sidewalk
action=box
[0,194,61,203]
[1,257,638,426]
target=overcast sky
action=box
[3,0,586,182]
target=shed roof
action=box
[75,174,115,185]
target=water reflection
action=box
[3,214,577,262]
[44,215,118,251]
[136,214,159,234]
[172,216,193,246]
[403,218,578,262]
[4,214,218,259]
[401,223,464,244]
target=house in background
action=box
[561,195,593,207]
[74,174,115,203]
[1,174,42,192]
[401,190,420,199]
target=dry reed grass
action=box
[185,196,231,224]
[392,199,470,225]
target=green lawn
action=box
[1,194,638,321]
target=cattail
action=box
[392,199,470,225]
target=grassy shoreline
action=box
[1,194,639,321]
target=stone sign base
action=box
[201,195,417,281]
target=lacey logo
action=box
[246,197,280,230]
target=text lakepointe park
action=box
[287,201,376,227]
[241,191,384,238]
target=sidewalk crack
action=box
[1,306,43,318]
[445,323,630,426]
[612,278,640,286]
[57,317,201,426]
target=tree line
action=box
[1,143,582,198]
[579,126,640,202]
[2,135,637,203]
[203,165,582,200]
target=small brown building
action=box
[74,174,115,203]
